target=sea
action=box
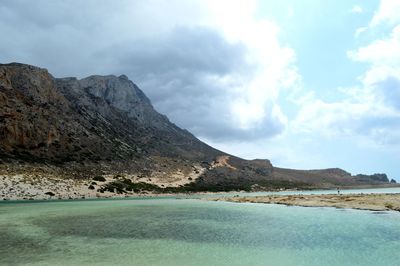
[1,187,400,265]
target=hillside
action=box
[0,63,395,199]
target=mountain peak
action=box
[0,62,394,194]
[119,74,129,80]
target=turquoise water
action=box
[1,198,400,266]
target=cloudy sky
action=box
[1,0,400,180]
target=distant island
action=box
[0,63,397,200]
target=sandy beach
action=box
[0,173,227,201]
[211,194,400,212]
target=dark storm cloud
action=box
[111,26,249,101]
[0,0,286,141]
[109,26,286,140]
[118,27,246,77]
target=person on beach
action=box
[337,187,340,195]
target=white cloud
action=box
[0,0,300,141]
[348,25,400,66]
[292,86,400,143]
[370,0,400,26]
[354,27,367,38]
[294,1,400,146]
[201,1,300,136]
[351,5,363,14]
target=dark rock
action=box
[93,176,106,182]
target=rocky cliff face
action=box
[0,64,68,158]
[0,63,395,193]
[0,63,218,164]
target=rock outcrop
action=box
[354,173,389,183]
[0,62,395,193]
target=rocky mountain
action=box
[0,63,395,198]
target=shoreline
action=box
[2,173,399,202]
[3,189,400,205]
[210,193,400,212]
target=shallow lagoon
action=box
[1,195,400,266]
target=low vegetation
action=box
[92,176,106,182]
[100,179,162,194]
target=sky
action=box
[1,0,399,180]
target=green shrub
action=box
[101,179,162,194]
[93,176,106,182]
[385,203,394,209]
